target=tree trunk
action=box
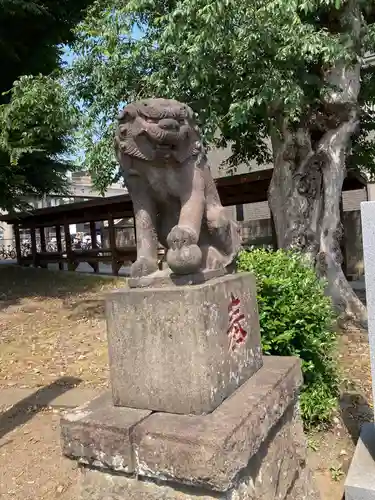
[268,0,367,328]
[269,122,367,327]
[268,87,367,326]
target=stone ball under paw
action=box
[167,244,202,275]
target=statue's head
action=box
[115,98,201,163]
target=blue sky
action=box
[60,24,145,168]
[61,24,144,67]
[61,45,77,66]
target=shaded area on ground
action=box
[340,391,373,444]
[0,377,81,440]
[0,265,126,311]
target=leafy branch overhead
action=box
[0,75,78,211]
[68,0,375,187]
[0,0,94,211]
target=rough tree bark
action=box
[268,1,367,327]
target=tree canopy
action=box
[0,0,93,211]
[67,0,375,189]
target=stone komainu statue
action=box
[115,98,241,278]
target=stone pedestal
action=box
[61,357,319,500]
[106,273,263,414]
[60,271,319,499]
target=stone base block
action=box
[345,423,375,500]
[61,357,320,499]
[60,393,151,473]
[106,272,262,414]
[78,465,320,500]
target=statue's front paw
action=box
[167,225,198,250]
[167,245,202,275]
[130,257,158,278]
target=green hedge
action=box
[237,248,339,428]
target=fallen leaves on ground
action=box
[0,266,126,388]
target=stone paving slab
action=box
[0,387,99,409]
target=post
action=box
[235,204,244,222]
[108,214,118,276]
[339,195,347,278]
[64,220,74,271]
[39,226,47,268]
[39,227,46,252]
[90,220,98,249]
[367,182,375,202]
[89,220,99,273]
[56,225,63,270]
[30,225,38,267]
[132,213,137,246]
[14,224,22,265]
[360,202,375,409]
[345,200,375,498]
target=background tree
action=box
[68,0,375,324]
[0,0,93,211]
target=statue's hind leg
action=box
[205,205,242,260]
[200,244,226,271]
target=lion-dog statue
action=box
[115,98,241,278]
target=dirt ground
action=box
[0,406,80,500]
[0,265,372,500]
[0,266,126,389]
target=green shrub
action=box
[237,248,339,428]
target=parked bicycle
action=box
[0,244,17,260]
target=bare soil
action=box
[0,407,80,500]
[0,266,372,499]
[0,265,126,389]
[309,329,373,500]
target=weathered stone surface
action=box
[288,468,321,500]
[79,465,319,500]
[106,272,262,414]
[115,98,241,279]
[60,392,151,473]
[77,391,318,499]
[78,468,217,500]
[128,268,227,288]
[132,356,302,491]
[231,404,307,499]
[345,423,375,500]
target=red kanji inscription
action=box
[227,293,247,351]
